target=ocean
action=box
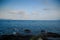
[0,19,60,35]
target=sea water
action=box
[0,19,60,35]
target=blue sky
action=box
[0,0,60,20]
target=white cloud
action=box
[0,9,60,20]
[0,10,31,20]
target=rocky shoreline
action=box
[0,32,60,40]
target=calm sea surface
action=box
[0,20,60,40]
[0,20,60,35]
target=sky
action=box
[0,0,60,20]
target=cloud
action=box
[0,9,60,20]
[0,10,31,20]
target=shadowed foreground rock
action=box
[0,35,32,40]
[0,32,60,40]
